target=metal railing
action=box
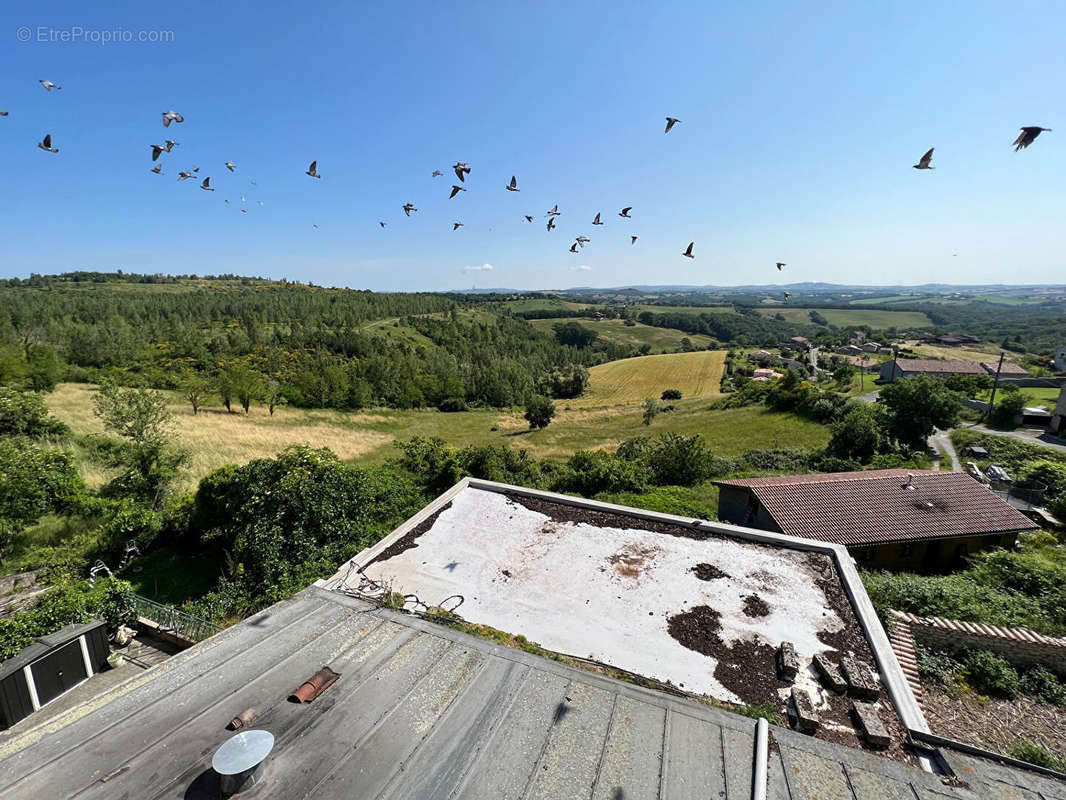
[130,593,220,643]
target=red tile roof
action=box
[894,359,986,375]
[714,469,1037,546]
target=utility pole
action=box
[987,351,1005,419]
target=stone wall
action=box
[892,610,1066,674]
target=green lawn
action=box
[628,304,737,315]
[529,317,714,353]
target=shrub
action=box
[1008,741,1066,771]
[644,434,712,486]
[1018,460,1066,498]
[437,397,468,412]
[642,397,661,426]
[989,387,1027,428]
[661,389,682,401]
[0,387,69,438]
[524,395,556,429]
[546,364,590,399]
[915,643,962,686]
[557,451,648,496]
[961,650,1021,698]
[1019,665,1066,707]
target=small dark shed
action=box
[965,445,989,458]
[0,619,109,728]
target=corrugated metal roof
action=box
[715,470,1037,546]
[0,588,1060,798]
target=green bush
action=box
[1019,666,1066,708]
[0,387,69,438]
[556,451,648,497]
[661,389,682,401]
[1008,740,1066,771]
[1018,460,1066,498]
[989,387,1027,428]
[643,434,713,486]
[0,579,136,660]
[961,650,1021,698]
[915,643,962,686]
[0,438,85,559]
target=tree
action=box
[181,372,213,415]
[989,386,1026,429]
[661,389,682,401]
[217,370,234,413]
[0,438,83,560]
[524,395,556,429]
[879,376,962,450]
[827,403,884,463]
[642,397,661,426]
[644,434,712,486]
[92,382,186,504]
[264,379,285,416]
[226,365,263,414]
[551,321,598,348]
[546,364,590,399]
[832,362,856,386]
[26,345,63,393]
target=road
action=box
[964,424,1066,454]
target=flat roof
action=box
[715,469,1038,546]
[1,587,1060,799]
[324,480,925,754]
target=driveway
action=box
[929,428,961,471]
[965,424,1066,454]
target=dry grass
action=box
[48,384,392,492]
[568,351,726,409]
[904,341,1004,364]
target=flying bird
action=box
[241,208,247,213]
[619,207,632,218]
[453,162,471,181]
[912,148,935,170]
[161,110,183,127]
[449,184,466,199]
[453,222,463,230]
[524,215,534,223]
[506,175,519,192]
[150,165,162,174]
[37,134,58,153]
[192,166,200,173]
[177,171,193,181]
[783,292,792,301]
[379,221,386,228]
[432,169,442,177]
[592,212,603,225]
[547,217,557,231]
[631,235,638,245]
[0,109,8,117]
[682,242,694,259]
[665,117,680,133]
[1013,127,1051,151]
[257,201,264,206]
[240,196,246,204]
[313,224,318,228]
[250,180,257,186]
[576,236,590,246]
[546,204,560,216]
[569,243,579,253]
[200,177,214,191]
[776,262,786,271]
[39,80,62,91]
[403,203,417,216]
[164,140,178,152]
[225,161,235,172]
[225,199,230,204]
[306,160,321,178]
[151,145,166,161]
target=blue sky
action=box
[1,0,1063,291]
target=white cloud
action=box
[569,265,593,272]
[463,263,494,273]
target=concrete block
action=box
[841,656,880,700]
[776,642,799,681]
[812,653,847,693]
[790,687,819,733]
[852,701,890,749]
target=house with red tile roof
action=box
[713,469,1038,570]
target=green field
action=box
[756,307,933,328]
[47,365,827,490]
[628,304,736,315]
[848,295,924,306]
[529,317,714,353]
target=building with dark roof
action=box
[713,469,1038,570]
[880,358,1028,383]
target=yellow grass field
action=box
[528,317,714,353]
[569,351,726,408]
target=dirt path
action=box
[929,428,961,472]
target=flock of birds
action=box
[4,80,1056,291]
